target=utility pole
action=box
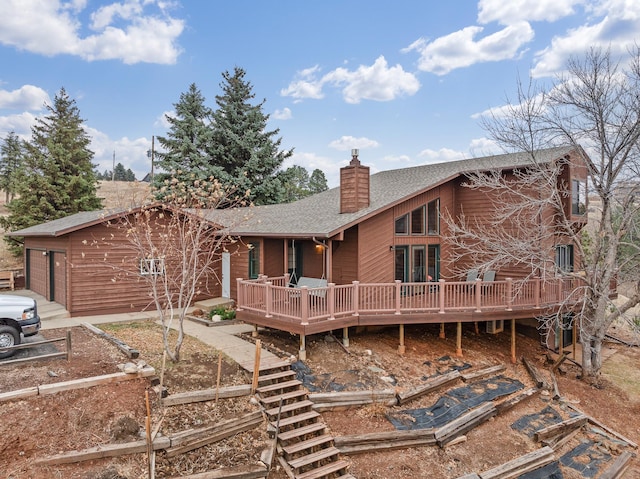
[147,136,155,182]
[111,150,115,181]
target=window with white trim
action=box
[140,258,164,276]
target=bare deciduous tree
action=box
[445,46,640,380]
[103,176,250,362]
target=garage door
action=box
[51,251,66,307]
[27,249,47,297]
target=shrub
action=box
[209,306,236,321]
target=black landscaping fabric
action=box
[519,461,564,479]
[387,375,524,430]
[510,405,564,437]
[559,440,611,478]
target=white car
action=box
[0,294,41,359]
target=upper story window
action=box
[411,206,425,235]
[395,214,409,235]
[571,180,586,215]
[395,198,440,236]
[248,242,260,279]
[427,199,440,235]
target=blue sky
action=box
[1,0,638,187]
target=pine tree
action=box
[0,132,24,203]
[309,169,329,194]
[281,165,310,202]
[210,67,293,205]
[152,83,215,197]
[1,88,102,254]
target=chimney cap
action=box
[350,148,360,166]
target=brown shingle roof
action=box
[204,145,575,238]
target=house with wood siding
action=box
[9,145,588,358]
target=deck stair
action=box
[253,362,355,479]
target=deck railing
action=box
[236,275,581,326]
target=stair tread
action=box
[256,379,302,394]
[240,359,292,372]
[259,389,307,405]
[289,446,340,469]
[295,459,351,479]
[266,400,314,417]
[278,422,327,442]
[258,369,296,384]
[283,433,334,455]
[272,410,320,428]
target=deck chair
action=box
[466,269,479,282]
[482,270,496,282]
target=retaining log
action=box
[461,365,505,382]
[533,415,587,443]
[162,384,252,406]
[334,428,437,455]
[435,402,496,447]
[478,446,555,479]
[522,356,550,390]
[82,322,140,358]
[598,451,635,479]
[396,370,461,405]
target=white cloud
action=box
[478,0,582,25]
[328,136,380,151]
[405,22,535,75]
[418,147,467,163]
[0,85,50,110]
[0,112,38,137]
[0,0,184,64]
[280,66,325,101]
[323,57,420,104]
[272,107,292,120]
[281,56,420,104]
[283,151,343,188]
[531,1,640,77]
[154,110,174,129]
[87,126,153,180]
[468,138,501,157]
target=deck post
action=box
[535,277,541,309]
[342,327,349,347]
[301,287,309,325]
[236,278,244,312]
[439,322,445,339]
[398,324,406,355]
[506,278,513,311]
[475,278,482,312]
[265,282,273,318]
[353,281,360,317]
[510,319,516,364]
[252,324,258,338]
[455,322,463,357]
[299,334,306,361]
[395,280,402,315]
[328,283,336,320]
[439,279,446,314]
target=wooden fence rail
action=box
[0,331,71,366]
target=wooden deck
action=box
[236,276,582,336]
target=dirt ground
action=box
[1,320,639,479]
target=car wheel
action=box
[0,325,20,359]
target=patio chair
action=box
[466,269,479,282]
[482,270,496,282]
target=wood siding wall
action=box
[332,227,358,284]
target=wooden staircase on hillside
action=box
[254,361,355,479]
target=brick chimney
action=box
[340,149,370,213]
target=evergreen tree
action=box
[210,67,293,205]
[281,165,310,202]
[113,162,127,181]
[1,88,102,254]
[309,169,329,194]
[0,132,24,203]
[153,83,214,197]
[124,168,136,181]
